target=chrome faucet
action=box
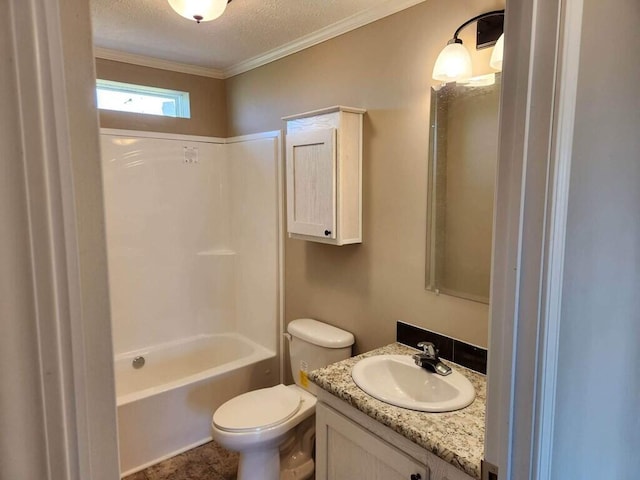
[412,342,452,376]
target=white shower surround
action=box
[100,129,283,475]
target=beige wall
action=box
[96,59,227,137]
[552,0,640,476]
[226,0,503,352]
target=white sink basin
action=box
[351,355,475,412]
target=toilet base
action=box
[280,416,315,480]
[234,416,315,480]
[237,447,281,480]
[281,457,314,480]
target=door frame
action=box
[485,0,584,477]
[2,0,120,479]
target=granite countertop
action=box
[308,343,486,479]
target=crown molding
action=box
[223,0,427,78]
[94,47,226,79]
[94,0,426,80]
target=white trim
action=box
[532,0,583,477]
[99,127,226,144]
[223,0,426,78]
[225,130,282,143]
[281,105,367,121]
[10,2,81,477]
[3,0,120,479]
[276,133,285,385]
[99,128,284,146]
[484,0,537,466]
[95,0,426,79]
[94,47,225,79]
[486,0,586,477]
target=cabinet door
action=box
[286,128,336,239]
[316,403,429,480]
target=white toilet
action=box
[211,318,354,480]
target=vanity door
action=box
[316,402,429,480]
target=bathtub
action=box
[115,333,277,477]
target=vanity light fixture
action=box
[168,0,232,24]
[432,10,505,83]
[489,33,505,70]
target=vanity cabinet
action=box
[283,106,365,245]
[315,392,475,480]
[316,402,427,480]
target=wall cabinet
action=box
[315,391,475,480]
[283,106,365,245]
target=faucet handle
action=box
[417,342,437,358]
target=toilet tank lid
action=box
[287,318,354,348]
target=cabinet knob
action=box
[324,230,331,236]
[410,475,421,480]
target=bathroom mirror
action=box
[426,74,501,304]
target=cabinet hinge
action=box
[481,459,499,480]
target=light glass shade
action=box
[168,0,228,23]
[489,33,504,71]
[432,41,473,82]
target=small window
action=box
[96,79,191,119]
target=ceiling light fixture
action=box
[432,10,505,83]
[168,0,232,24]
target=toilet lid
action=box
[213,385,301,432]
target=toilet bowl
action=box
[211,319,354,480]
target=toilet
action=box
[211,318,354,480]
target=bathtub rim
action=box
[114,333,275,407]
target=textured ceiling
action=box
[91,0,397,70]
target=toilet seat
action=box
[213,384,302,433]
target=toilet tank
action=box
[287,318,354,395]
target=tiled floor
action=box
[124,441,239,480]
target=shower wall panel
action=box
[229,137,280,352]
[102,135,234,355]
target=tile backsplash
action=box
[396,321,487,374]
